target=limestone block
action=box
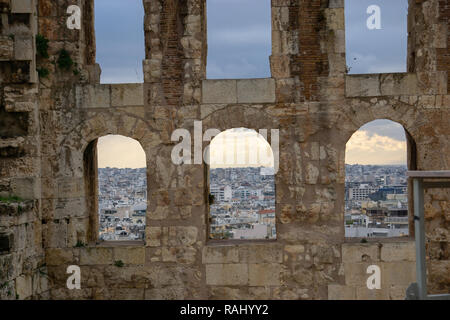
[381,261,416,286]
[206,264,248,286]
[389,285,409,300]
[346,75,381,97]
[11,177,39,200]
[379,73,419,96]
[102,288,145,300]
[46,248,74,266]
[111,84,144,107]
[284,245,305,262]
[248,263,281,286]
[237,78,276,103]
[239,244,283,263]
[113,247,145,265]
[202,80,237,104]
[270,55,290,78]
[342,243,379,263]
[325,8,345,30]
[305,163,319,184]
[334,30,345,53]
[79,247,113,265]
[146,227,161,247]
[15,275,32,299]
[161,246,197,264]
[76,85,111,109]
[328,284,356,300]
[57,177,83,198]
[145,286,186,300]
[356,286,390,300]
[380,242,415,262]
[14,35,33,61]
[11,0,33,13]
[329,0,344,8]
[343,262,374,286]
[202,246,239,264]
[165,226,198,246]
[0,36,14,60]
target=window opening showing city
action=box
[345,119,409,238]
[208,128,276,240]
[97,135,147,241]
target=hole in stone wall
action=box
[94,0,145,83]
[208,128,276,240]
[0,106,28,138]
[92,135,147,242]
[345,119,412,239]
[345,0,408,74]
[206,0,271,79]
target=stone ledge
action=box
[202,78,276,104]
[75,84,144,109]
[11,0,34,13]
[346,72,447,97]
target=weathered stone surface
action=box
[380,242,415,262]
[206,264,248,286]
[237,78,276,103]
[80,248,114,265]
[202,80,237,104]
[113,247,145,265]
[342,244,379,263]
[248,263,281,286]
[202,246,239,264]
[0,0,447,301]
[328,284,356,300]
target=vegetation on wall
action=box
[36,34,49,58]
[57,49,74,71]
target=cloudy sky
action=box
[95,0,408,168]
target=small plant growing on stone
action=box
[37,67,50,78]
[36,34,49,58]
[8,34,14,40]
[74,240,86,247]
[0,196,23,203]
[114,260,124,268]
[57,49,74,71]
[361,238,368,243]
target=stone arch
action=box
[202,105,280,241]
[343,116,417,239]
[56,112,155,242]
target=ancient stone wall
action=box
[0,0,448,299]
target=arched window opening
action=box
[95,135,147,241]
[206,0,271,79]
[345,119,411,239]
[95,0,145,83]
[208,128,276,240]
[345,0,408,74]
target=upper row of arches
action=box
[94,0,408,83]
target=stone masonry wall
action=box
[0,0,449,300]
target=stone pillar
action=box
[144,0,206,107]
[407,0,448,94]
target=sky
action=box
[94,0,408,168]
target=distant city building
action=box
[209,167,276,240]
[98,167,146,241]
[345,164,409,238]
